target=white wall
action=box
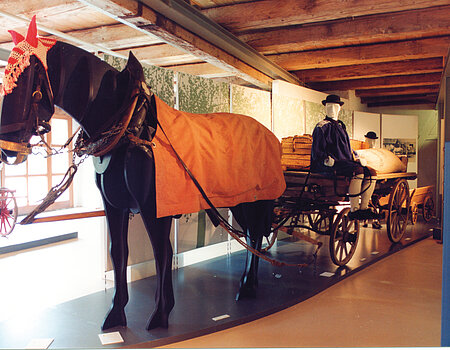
[353,111,381,148]
[382,113,418,188]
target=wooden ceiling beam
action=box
[201,0,450,33]
[79,0,274,89]
[309,72,442,91]
[239,6,450,54]
[51,23,164,50]
[164,62,232,78]
[366,98,436,108]
[294,58,444,83]
[360,93,437,104]
[271,36,450,70]
[0,0,82,20]
[356,85,440,97]
[115,44,202,66]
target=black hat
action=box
[322,94,344,106]
[364,131,378,139]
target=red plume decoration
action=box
[1,16,56,96]
[8,30,24,45]
[25,15,38,48]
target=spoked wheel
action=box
[0,188,18,237]
[422,194,434,222]
[387,179,410,243]
[308,212,332,234]
[410,203,418,225]
[329,207,359,266]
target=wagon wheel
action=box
[410,203,418,225]
[387,179,410,243]
[0,188,18,236]
[422,194,434,222]
[329,207,359,266]
[308,212,332,234]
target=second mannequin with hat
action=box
[364,131,378,149]
[310,94,380,220]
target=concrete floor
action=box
[159,236,442,348]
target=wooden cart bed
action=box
[282,170,417,202]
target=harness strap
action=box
[93,92,139,157]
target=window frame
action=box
[1,112,74,215]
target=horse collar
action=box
[75,81,152,157]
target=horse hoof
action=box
[235,285,257,301]
[102,308,127,330]
[146,313,169,330]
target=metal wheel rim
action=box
[387,179,410,243]
[0,189,18,236]
[329,207,359,266]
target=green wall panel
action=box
[272,94,304,138]
[340,109,353,138]
[231,85,271,129]
[305,101,325,134]
[178,73,229,113]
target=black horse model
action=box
[0,18,285,331]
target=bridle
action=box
[0,61,54,165]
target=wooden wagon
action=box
[268,134,419,266]
[267,170,417,266]
[409,185,434,224]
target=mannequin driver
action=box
[310,94,379,220]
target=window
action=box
[1,113,74,215]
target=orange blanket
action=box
[152,96,286,218]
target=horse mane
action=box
[47,41,146,137]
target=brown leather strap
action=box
[93,93,139,157]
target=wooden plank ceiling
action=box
[0,0,449,108]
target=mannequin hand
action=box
[324,156,335,167]
[359,158,367,167]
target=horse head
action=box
[0,16,56,165]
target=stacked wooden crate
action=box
[350,139,369,151]
[281,134,369,171]
[281,135,312,170]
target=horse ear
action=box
[8,30,25,45]
[26,15,38,48]
[125,51,145,81]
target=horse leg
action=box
[101,200,130,330]
[232,200,273,301]
[139,201,174,330]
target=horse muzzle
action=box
[0,139,31,165]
